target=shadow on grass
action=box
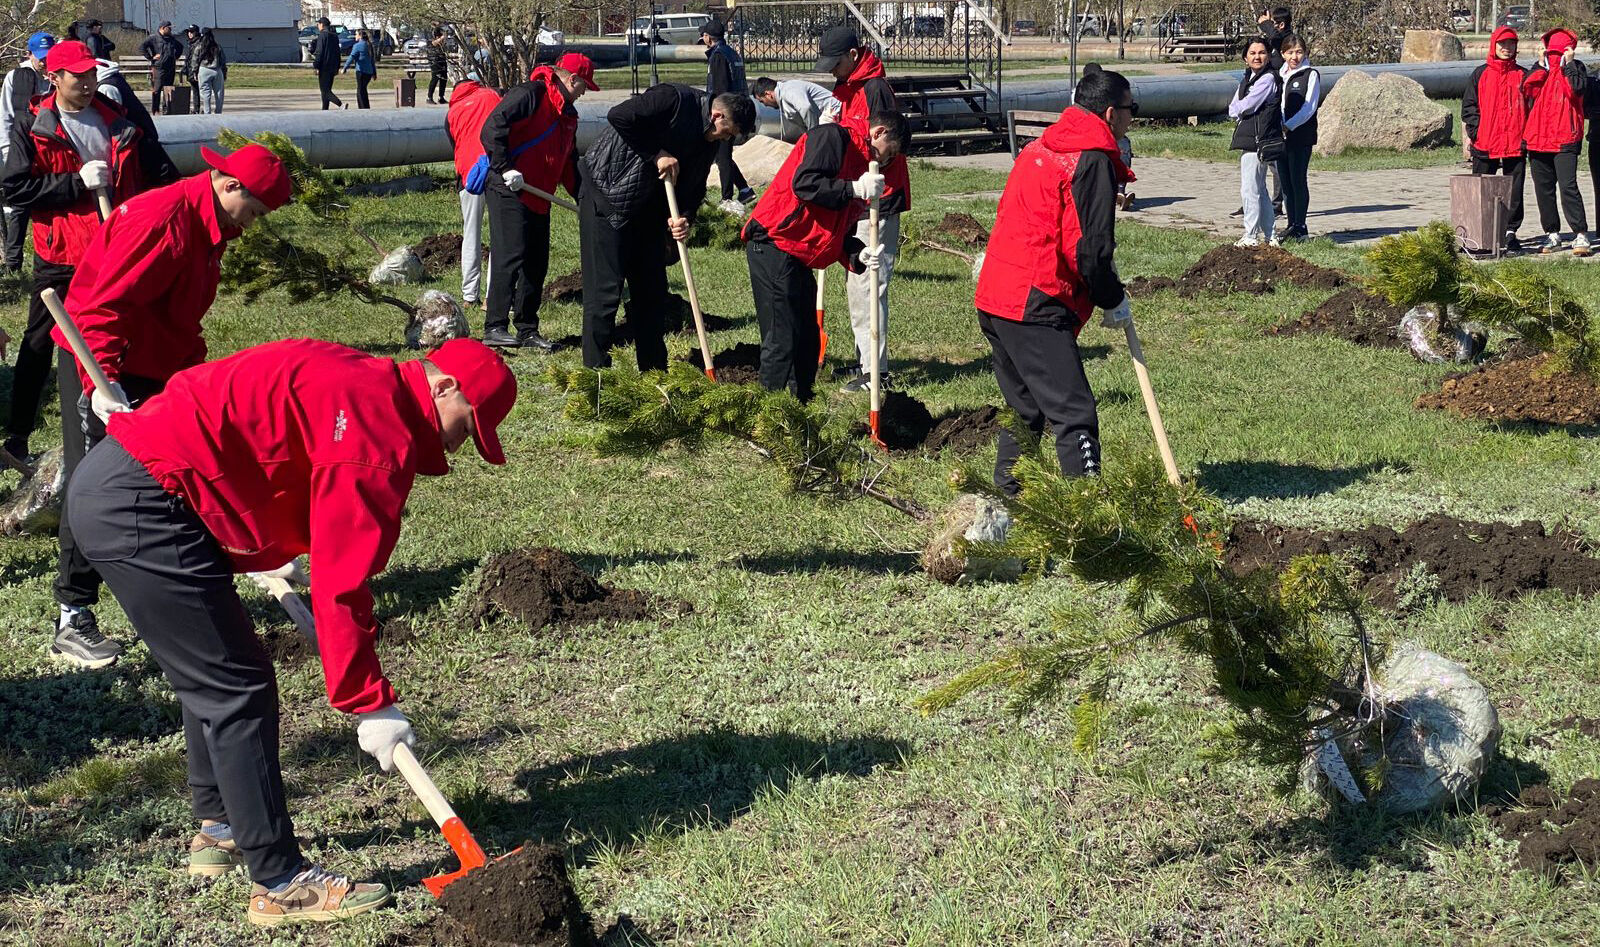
[726,548,920,576]
[1197,459,1405,502]
[372,559,479,619]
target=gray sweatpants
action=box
[459,188,487,304]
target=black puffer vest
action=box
[581,85,709,227]
[1281,65,1319,148]
[1229,68,1282,152]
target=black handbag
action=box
[1256,125,1286,162]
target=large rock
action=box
[1316,70,1454,156]
[707,135,795,192]
[1400,29,1464,63]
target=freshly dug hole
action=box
[924,405,1002,453]
[1271,286,1407,349]
[543,269,583,304]
[1488,779,1600,879]
[435,843,590,946]
[1416,353,1600,426]
[471,548,682,632]
[411,233,464,278]
[681,342,763,385]
[1126,244,1347,298]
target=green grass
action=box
[3,164,1600,945]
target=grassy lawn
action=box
[2,162,1599,945]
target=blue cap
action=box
[27,32,54,59]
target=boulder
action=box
[707,135,795,192]
[1316,70,1454,156]
[1400,29,1464,63]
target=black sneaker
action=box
[1504,232,1522,254]
[517,330,560,352]
[483,327,518,348]
[1228,206,1245,218]
[51,609,122,669]
[738,186,756,204]
[830,363,858,381]
[841,372,892,393]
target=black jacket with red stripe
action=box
[741,123,870,268]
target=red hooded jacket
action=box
[832,49,910,214]
[975,106,1133,332]
[742,123,871,268]
[1464,26,1529,159]
[1522,28,1585,153]
[480,67,579,213]
[107,339,452,714]
[446,79,502,187]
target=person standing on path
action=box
[446,76,501,311]
[311,18,345,110]
[1523,27,1588,255]
[425,29,449,104]
[343,30,377,110]
[752,76,839,137]
[193,28,227,115]
[1463,26,1529,253]
[577,84,755,371]
[1228,37,1281,247]
[0,31,53,277]
[1277,33,1320,241]
[0,39,178,666]
[479,53,595,351]
[180,25,201,109]
[139,21,182,114]
[66,337,515,926]
[84,19,114,61]
[818,26,911,393]
[975,67,1134,494]
[701,19,753,215]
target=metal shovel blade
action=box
[421,816,525,897]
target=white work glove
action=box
[1100,296,1132,329]
[90,381,130,424]
[850,171,885,202]
[258,556,310,587]
[357,705,415,772]
[502,168,525,191]
[858,243,885,272]
[78,160,109,190]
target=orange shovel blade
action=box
[421,815,518,897]
[869,409,887,451]
[816,308,828,367]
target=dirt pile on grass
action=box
[472,548,680,633]
[851,396,1001,454]
[543,270,584,304]
[1416,353,1600,426]
[682,342,762,385]
[429,844,592,946]
[412,234,463,278]
[1531,715,1600,748]
[924,405,1003,453]
[1127,245,1348,298]
[1488,779,1600,879]
[930,212,990,246]
[1271,286,1407,348]
[1225,514,1600,609]
[871,391,938,450]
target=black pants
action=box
[485,187,550,335]
[579,188,669,371]
[56,348,163,608]
[1528,150,1587,235]
[68,438,301,883]
[318,69,343,109]
[746,239,820,401]
[356,71,372,109]
[1,205,27,271]
[1471,153,1527,234]
[978,311,1100,495]
[1280,144,1313,234]
[428,71,447,101]
[5,255,70,445]
[715,140,748,201]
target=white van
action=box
[626,13,713,44]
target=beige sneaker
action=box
[246,865,391,927]
[187,830,245,877]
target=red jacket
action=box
[446,79,502,187]
[742,123,870,268]
[54,171,238,390]
[6,93,146,265]
[1522,29,1585,153]
[832,50,910,214]
[1464,26,1528,159]
[480,67,579,213]
[975,106,1132,331]
[108,340,450,714]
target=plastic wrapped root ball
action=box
[369,246,427,286]
[406,290,471,350]
[0,447,65,535]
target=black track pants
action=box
[579,188,669,371]
[318,69,343,109]
[715,140,747,200]
[5,255,70,445]
[746,239,820,402]
[979,311,1100,494]
[1528,150,1587,235]
[484,187,550,335]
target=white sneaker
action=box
[1235,233,1261,248]
[1267,234,1281,247]
[1573,233,1592,257]
[1542,232,1563,254]
[716,198,745,218]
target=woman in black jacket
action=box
[1228,37,1282,246]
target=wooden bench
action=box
[1007,109,1061,156]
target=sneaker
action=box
[717,198,746,217]
[517,329,560,352]
[1267,234,1281,247]
[1228,206,1245,218]
[1504,232,1522,254]
[247,865,391,927]
[830,363,858,381]
[1,435,32,468]
[1573,233,1592,257]
[737,186,756,204]
[51,608,122,669]
[483,327,518,347]
[188,831,245,877]
[1541,233,1563,254]
[841,372,892,393]
[1235,233,1261,248]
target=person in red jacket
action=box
[974,68,1135,494]
[1463,27,1528,252]
[816,27,911,392]
[479,52,595,350]
[446,76,502,308]
[65,337,517,926]
[742,111,908,401]
[1522,27,1588,255]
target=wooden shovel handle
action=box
[392,743,459,830]
[663,175,717,380]
[517,182,578,213]
[40,288,120,404]
[1123,320,1181,487]
[94,186,113,221]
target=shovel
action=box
[1120,318,1180,488]
[392,742,522,896]
[814,268,828,367]
[516,181,578,213]
[94,186,112,221]
[865,161,886,451]
[663,174,717,381]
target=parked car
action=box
[1451,8,1473,30]
[1498,5,1530,30]
[622,13,712,44]
[299,24,355,62]
[1070,13,1101,37]
[1011,19,1038,36]
[886,15,946,38]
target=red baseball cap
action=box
[199,143,294,210]
[554,52,599,91]
[426,339,517,465]
[44,40,97,74]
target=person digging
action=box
[577,82,756,372]
[742,110,908,402]
[973,66,1135,493]
[65,337,517,925]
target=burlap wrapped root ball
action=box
[922,493,1023,584]
[0,447,64,535]
[406,290,471,350]
[369,245,427,286]
[1303,643,1500,813]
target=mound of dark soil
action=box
[1532,715,1600,748]
[434,844,591,946]
[1415,353,1600,426]
[1225,514,1600,609]
[1271,287,1407,349]
[1127,245,1348,299]
[261,624,313,665]
[412,234,463,277]
[924,405,1002,453]
[1488,779,1600,879]
[473,548,679,633]
[931,212,989,247]
[542,270,583,304]
[682,342,762,385]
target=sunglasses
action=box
[1113,102,1140,116]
